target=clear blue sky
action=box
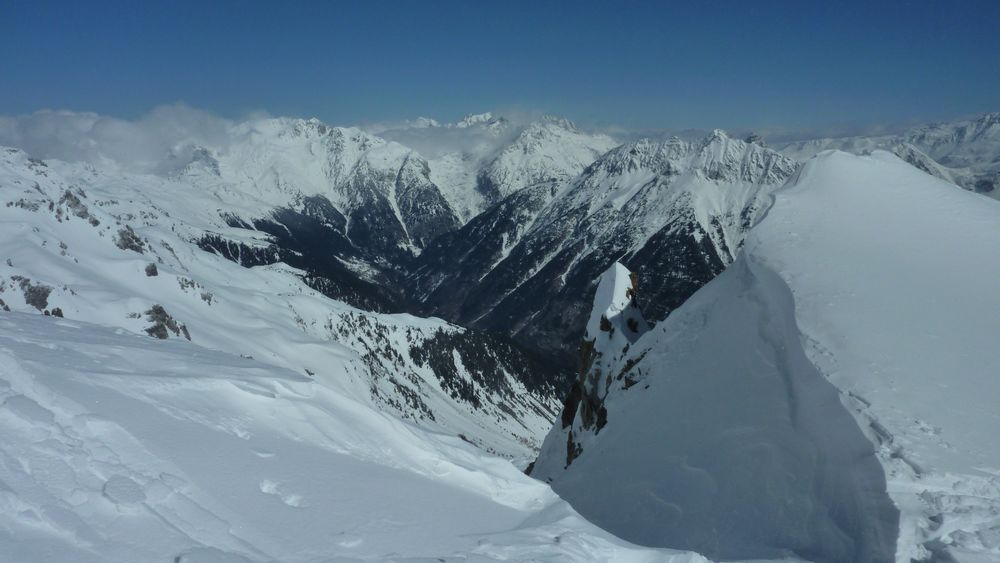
[3,0,998,133]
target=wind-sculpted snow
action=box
[0,313,708,562]
[532,260,899,562]
[0,146,559,459]
[749,150,1000,561]
[533,150,1000,562]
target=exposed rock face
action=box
[144,304,190,340]
[10,276,53,311]
[114,226,145,253]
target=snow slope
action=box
[532,262,899,562]
[0,312,707,562]
[0,146,559,459]
[751,150,1000,561]
[533,151,1000,562]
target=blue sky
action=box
[3,0,999,134]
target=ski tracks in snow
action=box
[0,350,267,562]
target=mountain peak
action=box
[454,112,508,132]
[409,117,441,128]
[697,128,735,149]
[538,115,579,131]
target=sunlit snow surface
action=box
[534,150,1000,562]
[0,313,707,562]
[751,151,1000,561]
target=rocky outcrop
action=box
[536,263,649,469]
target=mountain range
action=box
[2,110,999,561]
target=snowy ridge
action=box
[532,149,1000,562]
[533,257,898,562]
[749,150,1000,561]
[779,112,1000,197]
[372,112,618,221]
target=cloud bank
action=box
[0,104,234,175]
[0,103,934,175]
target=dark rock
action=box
[11,276,52,310]
[144,304,189,340]
[115,226,145,253]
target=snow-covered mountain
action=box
[9,111,616,317]
[411,130,797,362]
[0,110,625,452]
[780,112,1000,197]
[474,116,620,204]
[532,151,1000,562]
[0,146,560,458]
[381,113,618,221]
[172,117,465,310]
[184,117,464,253]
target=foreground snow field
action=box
[0,313,707,562]
[533,151,1000,562]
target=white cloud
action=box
[0,104,234,174]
